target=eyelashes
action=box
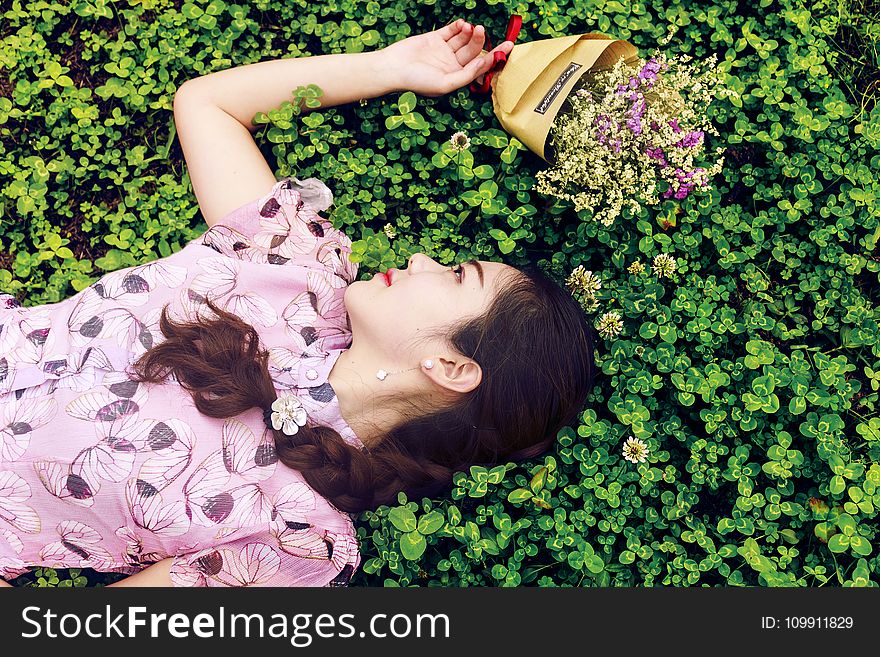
[452,264,464,283]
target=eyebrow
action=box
[463,259,484,289]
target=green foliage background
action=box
[2,0,880,587]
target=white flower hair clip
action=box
[263,392,308,436]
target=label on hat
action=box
[534,62,582,115]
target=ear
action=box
[425,356,482,394]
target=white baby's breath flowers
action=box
[595,310,624,340]
[622,436,650,464]
[383,223,396,239]
[651,253,678,278]
[450,131,471,152]
[658,23,680,47]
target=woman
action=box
[0,18,596,587]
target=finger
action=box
[450,50,494,90]
[453,24,486,66]
[471,42,514,86]
[448,21,477,52]
[485,40,514,62]
[438,17,465,41]
[499,41,515,56]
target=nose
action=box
[405,252,440,275]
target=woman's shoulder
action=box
[194,176,359,284]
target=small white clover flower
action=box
[595,310,624,340]
[270,393,308,436]
[627,259,645,274]
[581,295,601,313]
[383,223,397,239]
[652,253,678,278]
[450,130,471,152]
[622,436,650,464]
[566,265,603,295]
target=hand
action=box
[378,18,515,97]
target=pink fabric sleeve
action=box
[168,530,351,588]
[194,175,358,284]
[213,195,263,238]
[212,176,336,240]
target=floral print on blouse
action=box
[0,176,363,587]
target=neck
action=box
[327,346,407,449]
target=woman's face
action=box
[344,253,515,362]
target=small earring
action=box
[424,359,434,369]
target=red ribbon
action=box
[468,14,523,95]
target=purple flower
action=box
[638,58,661,83]
[629,98,647,120]
[674,130,704,149]
[627,117,642,135]
[594,114,614,144]
[668,119,682,133]
[645,146,668,167]
[661,164,711,200]
[663,184,693,200]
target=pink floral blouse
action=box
[0,176,364,587]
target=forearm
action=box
[180,49,398,132]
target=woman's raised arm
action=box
[172,17,509,228]
[177,17,510,129]
[172,46,400,228]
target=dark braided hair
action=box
[126,261,597,513]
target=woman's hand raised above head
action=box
[379,18,514,98]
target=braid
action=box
[274,425,376,512]
[369,441,468,506]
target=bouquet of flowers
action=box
[472,15,738,228]
[533,50,737,227]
